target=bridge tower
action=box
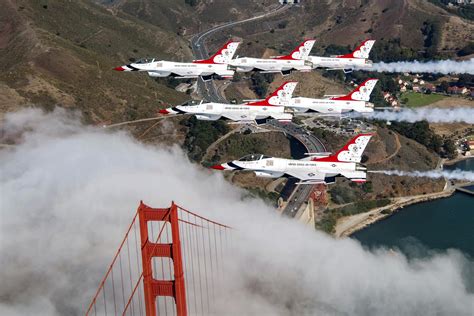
[138,201,187,316]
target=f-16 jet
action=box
[307,40,375,73]
[159,82,297,123]
[229,40,315,75]
[211,134,373,184]
[286,79,378,114]
[114,41,241,81]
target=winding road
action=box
[190,4,327,218]
[191,4,288,102]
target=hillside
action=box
[105,0,277,33]
[0,0,192,123]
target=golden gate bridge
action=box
[85,202,232,316]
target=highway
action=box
[190,4,287,102]
[266,120,327,217]
[190,5,327,219]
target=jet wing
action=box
[285,170,327,184]
[221,112,256,122]
[271,113,293,122]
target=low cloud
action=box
[1,108,473,315]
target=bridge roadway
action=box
[190,5,327,218]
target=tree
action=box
[443,139,457,159]
[439,81,450,93]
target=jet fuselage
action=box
[163,102,291,122]
[230,57,312,73]
[288,97,374,114]
[307,56,372,70]
[117,60,234,79]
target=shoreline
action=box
[443,155,473,166]
[334,189,455,238]
[334,156,473,238]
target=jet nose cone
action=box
[159,109,170,115]
[114,66,125,71]
[210,164,225,170]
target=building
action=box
[425,83,436,92]
[447,86,468,95]
[469,140,474,151]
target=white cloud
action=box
[1,108,473,315]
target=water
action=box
[444,157,474,172]
[353,158,474,258]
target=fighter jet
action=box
[159,82,298,123]
[211,134,373,184]
[229,40,315,75]
[307,40,375,73]
[286,79,378,114]
[114,40,241,81]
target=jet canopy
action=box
[238,154,271,161]
[134,58,156,64]
[179,100,202,107]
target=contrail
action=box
[369,58,474,74]
[361,108,474,124]
[369,169,474,181]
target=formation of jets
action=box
[115,39,375,80]
[158,79,378,123]
[115,38,378,185]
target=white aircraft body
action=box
[287,79,378,114]
[114,41,241,81]
[211,134,373,184]
[307,40,375,72]
[229,40,315,75]
[159,82,298,123]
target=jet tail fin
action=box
[337,40,375,59]
[193,40,241,64]
[274,40,316,60]
[314,134,373,163]
[246,81,298,106]
[331,79,378,102]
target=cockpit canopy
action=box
[134,58,156,64]
[179,100,202,107]
[238,154,271,162]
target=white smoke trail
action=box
[370,58,474,74]
[370,169,474,181]
[1,108,473,315]
[366,108,474,124]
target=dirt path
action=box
[369,133,401,164]
[200,127,242,163]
